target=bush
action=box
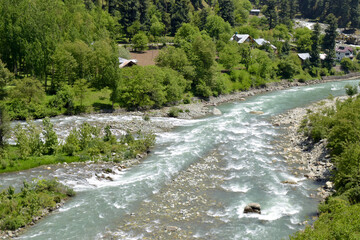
[0,179,74,231]
[345,84,358,97]
[168,107,180,117]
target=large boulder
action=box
[244,203,261,214]
[212,108,222,115]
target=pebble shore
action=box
[272,96,348,201]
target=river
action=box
[1,79,359,240]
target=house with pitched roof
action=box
[119,57,138,68]
[230,34,254,44]
[335,46,354,61]
[254,38,277,50]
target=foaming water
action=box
[0,79,358,239]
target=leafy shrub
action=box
[62,128,80,156]
[168,107,180,117]
[345,84,358,97]
[0,179,74,231]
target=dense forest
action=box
[251,0,360,28]
[1,0,359,120]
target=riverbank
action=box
[111,73,360,121]
[0,179,75,240]
[272,96,350,201]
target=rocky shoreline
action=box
[272,96,349,201]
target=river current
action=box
[1,79,359,239]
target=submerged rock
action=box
[250,111,264,115]
[165,226,179,232]
[244,203,261,214]
[281,180,297,185]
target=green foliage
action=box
[219,42,240,70]
[290,203,360,239]
[277,59,300,79]
[0,179,74,231]
[323,14,338,70]
[62,128,80,156]
[42,118,58,155]
[155,46,195,82]
[132,32,149,52]
[205,15,231,40]
[168,107,181,118]
[111,66,186,110]
[345,84,359,97]
[14,121,44,159]
[341,58,359,73]
[294,94,360,239]
[294,27,313,53]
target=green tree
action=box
[263,0,278,29]
[323,14,338,70]
[127,20,141,41]
[310,23,321,68]
[150,16,165,41]
[9,78,45,105]
[294,27,312,53]
[218,0,235,26]
[132,32,149,52]
[171,0,190,34]
[0,59,12,99]
[155,46,195,82]
[73,79,89,109]
[277,59,300,79]
[205,15,231,40]
[111,66,186,109]
[219,42,240,70]
[273,24,291,41]
[174,23,200,46]
[0,105,9,147]
[42,117,58,155]
[50,46,78,93]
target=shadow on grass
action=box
[92,102,113,112]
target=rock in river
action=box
[281,180,297,185]
[165,226,180,232]
[250,111,264,115]
[244,203,261,214]
[212,107,222,115]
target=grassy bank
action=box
[0,120,155,174]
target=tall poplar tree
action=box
[310,23,321,68]
[322,14,338,70]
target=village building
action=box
[119,57,138,68]
[230,34,254,44]
[297,53,311,61]
[335,46,354,61]
[250,9,261,16]
[254,38,277,50]
[297,53,327,62]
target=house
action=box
[250,9,261,16]
[230,34,254,44]
[119,57,138,68]
[319,53,327,60]
[254,38,277,50]
[335,46,354,61]
[297,53,311,61]
[297,53,328,62]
